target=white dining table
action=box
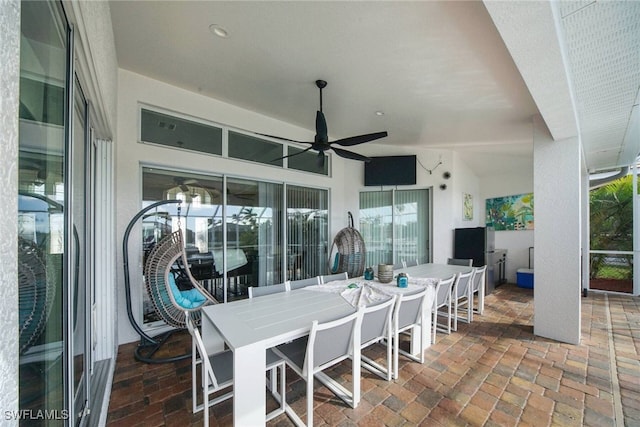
[200,263,474,426]
[201,289,356,426]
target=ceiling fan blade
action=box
[317,151,326,168]
[254,132,313,145]
[333,131,388,147]
[315,111,328,142]
[331,146,371,162]
[272,146,314,162]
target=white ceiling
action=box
[109,1,640,177]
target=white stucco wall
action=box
[452,153,482,229]
[533,115,581,344]
[0,0,20,421]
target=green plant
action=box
[589,175,633,278]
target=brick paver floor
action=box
[107,284,639,426]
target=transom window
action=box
[140,107,329,176]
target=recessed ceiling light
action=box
[209,24,228,38]
[375,111,385,116]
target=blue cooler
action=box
[517,268,534,288]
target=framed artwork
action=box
[485,193,534,231]
[463,193,473,220]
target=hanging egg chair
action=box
[328,212,366,278]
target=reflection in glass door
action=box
[18,0,69,422]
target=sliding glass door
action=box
[395,189,430,264]
[286,185,329,279]
[359,191,394,265]
[18,2,98,423]
[18,0,73,422]
[359,189,431,266]
[226,178,283,298]
[141,169,329,306]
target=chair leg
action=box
[454,299,458,331]
[393,330,399,380]
[386,334,393,381]
[203,371,209,427]
[269,367,277,393]
[192,342,198,414]
[266,362,287,422]
[307,373,314,427]
[431,308,437,345]
[280,363,286,412]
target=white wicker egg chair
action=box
[328,212,366,278]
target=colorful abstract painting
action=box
[485,193,534,231]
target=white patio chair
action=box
[289,276,321,290]
[184,312,287,426]
[273,309,363,427]
[434,273,457,339]
[360,295,396,381]
[320,272,348,283]
[392,287,429,380]
[453,270,475,330]
[248,282,289,298]
[447,258,473,267]
[471,265,487,317]
[403,259,418,268]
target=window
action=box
[140,108,223,155]
[141,168,327,309]
[228,131,282,166]
[287,147,329,175]
[140,107,330,175]
[359,189,430,266]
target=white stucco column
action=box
[533,115,582,344]
[0,0,21,421]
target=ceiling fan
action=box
[259,80,388,167]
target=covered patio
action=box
[107,284,640,426]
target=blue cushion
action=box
[167,273,207,309]
[332,253,341,273]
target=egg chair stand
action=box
[328,212,366,278]
[123,200,219,364]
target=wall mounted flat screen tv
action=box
[364,155,417,186]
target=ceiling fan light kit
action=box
[259,79,388,167]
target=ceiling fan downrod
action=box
[316,79,327,112]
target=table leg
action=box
[409,287,435,356]
[234,342,267,426]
